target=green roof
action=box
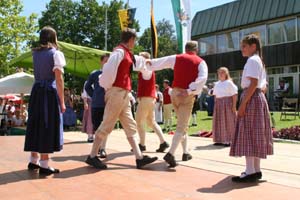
[192,0,300,38]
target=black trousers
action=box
[91,107,105,132]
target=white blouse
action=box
[241,54,266,89]
[147,55,208,95]
[52,50,66,73]
[213,80,238,98]
[99,48,148,90]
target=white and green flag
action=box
[171,0,191,53]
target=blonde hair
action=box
[139,52,151,59]
[217,67,232,80]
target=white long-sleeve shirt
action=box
[99,48,148,90]
[147,55,208,95]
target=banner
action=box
[118,8,137,30]
[150,0,158,58]
[171,0,191,53]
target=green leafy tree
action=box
[0,0,38,76]
[137,19,178,88]
[38,0,140,91]
[39,0,139,50]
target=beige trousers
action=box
[169,88,195,155]
[136,97,165,146]
[90,87,141,158]
[163,104,173,129]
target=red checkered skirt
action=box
[213,96,236,143]
[230,89,273,158]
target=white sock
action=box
[245,156,255,175]
[169,131,183,155]
[39,159,49,169]
[181,135,189,154]
[254,157,261,172]
[101,136,108,150]
[152,122,165,144]
[90,131,105,157]
[29,155,39,165]
[192,114,196,124]
[127,135,143,160]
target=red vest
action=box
[137,72,156,98]
[112,44,133,91]
[172,52,203,89]
[163,87,172,104]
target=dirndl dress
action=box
[24,80,63,153]
[81,98,94,135]
[230,88,273,158]
[212,96,236,143]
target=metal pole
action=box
[104,7,108,51]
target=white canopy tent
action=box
[0,72,34,95]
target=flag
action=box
[171,0,191,53]
[118,8,137,30]
[150,0,158,58]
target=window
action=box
[240,25,266,45]
[217,31,239,53]
[268,19,296,45]
[284,66,298,73]
[298,17,300,40]
[198,36,216,56]
[267,67,284,75]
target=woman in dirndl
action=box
[24,26,66,176]
[212,67,238,147]
[230,34,273,182]
[81,81,94,142]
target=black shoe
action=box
[85,156,107,169]
[39,167,60,176]
[192,123,197,127]
[163,153,177,168]
[182,153,192,161]
[156,142,170,153]
[99,149,107,158]
[223,144,230,147]
[139,144,146,152]
[255,172,262,179]
[87,137,94,143]
[136,155,158,169]
[27,162,40,170]
[130,144,146,152]
[213,143,223,146]
[232,173,258,183]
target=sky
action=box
[21,0,236,35]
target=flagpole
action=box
[104,7,108,51]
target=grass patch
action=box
[156,111,299,135]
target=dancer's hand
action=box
[237,104,246,117]
[177,90,188,97]
[145,60,152,66]
[84,103,88,110]
[232,106,237,113]
[60,103,66,113]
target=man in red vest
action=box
[85,28,158,169]
[136,52,169,153]
[162,80,173,132]
[147,41,208,168]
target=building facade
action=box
[192,0,300,98]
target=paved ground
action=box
[0,129,299,200]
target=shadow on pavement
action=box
[106,161,176,172]
[197,176,266,193]
[194,144,228,150]
[0,170,41,185]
